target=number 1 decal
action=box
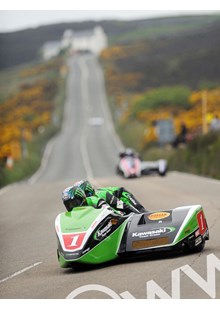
[70,235,79,246]
[63,232,86,250]
[197,211,207,235]
[199,214,204,231]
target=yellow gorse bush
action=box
[0,60,61,160]
[115,87,220,145]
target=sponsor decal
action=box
[116,200,124,209]
[132,237,169,249]
[82,248,90,255]
[197,210,207,235]
[195,229,200,237]
[62,232,86,251]
[148,212,170,221]
[65,227,82,231]
[111,218,118,225]
[132,227,175,238]
[96,221,112,238]
[128,195,137,206]
[195,236,202,246]
[65,252,79,257]
[184,227,191,234]
[122,192,130,198]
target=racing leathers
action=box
[84,186,146,214]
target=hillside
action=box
[1,13,220,183]
[100,16,220,136]
[0,14,220,69]
[0,57,66,187]
[99,14,220,180]
[102,19,220,92]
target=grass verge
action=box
[0,57,66,188]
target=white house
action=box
[68,26,108,55]
[42,26,108,60]
[61,29,74,49]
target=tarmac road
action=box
[28,55,121,183]
[0,55,220,299]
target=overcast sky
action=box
[0,0,219,33]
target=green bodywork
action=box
[57,206,129,267]
[75,220,128,265]
[60,207,102,233]
[58,220,127,267]
[57,203,208,268]
[174,205,203,244]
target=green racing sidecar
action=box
[55,202,209,268]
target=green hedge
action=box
[140,131,220,180]
[132,86,191,115]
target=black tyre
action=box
[158,170,167,177]
[183,240,205,254]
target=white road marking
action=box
[0,262,42,284]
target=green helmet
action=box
[74,180,95,197]
[62,186,86,212]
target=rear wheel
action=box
[158,166,167,177]
[158,171,166,177]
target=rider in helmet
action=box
[73,180,95,197]
[119,148,141,160]
[62,186,86,212]
[62,180,146,214]
[125,148,135,156]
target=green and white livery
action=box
[55,203,209,269]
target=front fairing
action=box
[55,206,129,265]
[119,156,141,177]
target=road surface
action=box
[0,55,220,299]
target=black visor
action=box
[64,197,84,212]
